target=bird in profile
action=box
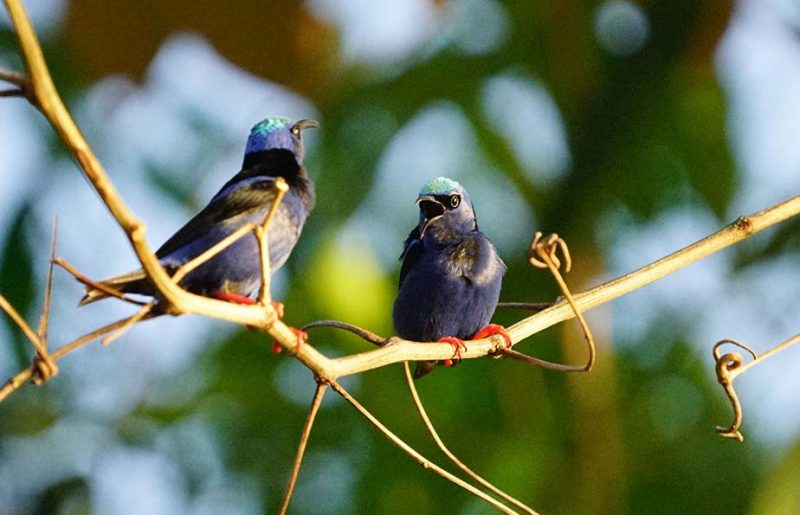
[392,177,510,378]
[80,116,318,310]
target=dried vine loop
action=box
[529,231,572,272]
[711,339,757,441]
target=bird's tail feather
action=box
[78,269,149,306]
[413,360,438,379]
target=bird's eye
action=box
[449,195,461,208]
[291,126,300,136]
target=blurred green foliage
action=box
[1,1,799,514]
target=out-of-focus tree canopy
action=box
[0,1,798,513]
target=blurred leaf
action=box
[672,71,736,217]
[0,202,36,369]
[145,162,195,207]
[63,0,332,101]
[34,476,90,515]
[305,231,393,335]
[750,441,800,515]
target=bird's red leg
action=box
[438,336,467,367]
[212,292,301,351]
[473,324,512,348]
[272,327,307,354]
[213,290,256,305]
[213,291,284,318]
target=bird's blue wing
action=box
[156,175,278,259]
[398,226,422,288]
[157,149,305,259]
[454,232,507,285]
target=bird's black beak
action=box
[293,119,320,134]
[417,195,445,237]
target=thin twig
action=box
[0,67,26,85]
[169,223,256,285]
[328,378,518,514]
[0,292,58,382]
[302,320,389,347]
[403,362,538,514]
[257,177,288,305]
[712,333,800,441]
[0,295,41,353]
[38,218,58,342]
[101,303,155,345]
[0,315,143,402]
[0,368,34,403]
[54,257,148,306]
[498,349,590,373]
[52,315,145,360]
[279,382,328,515]
[497,302,552,312]
[0,88,24,97]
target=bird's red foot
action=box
[290,327,308,352]
[213,290,256,305]
[473,324,512,348]
[272,327,308,354]
[438,336,467,363]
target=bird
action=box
[392,176,510,378]
[80,116,318,310]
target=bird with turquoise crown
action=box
[393,176,511,378]
[80,116,318,319]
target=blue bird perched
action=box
[80,116,318,310]
[393,177,511,378]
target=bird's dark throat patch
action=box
[241,149,303,184]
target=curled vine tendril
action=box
[711,339,758,441]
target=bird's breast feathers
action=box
[442,235,505,286]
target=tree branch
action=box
[328,378,519,514]
[403,362,538,514]
[279,381,328,514]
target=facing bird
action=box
[80,116,318,308]
[392,177,511,378]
